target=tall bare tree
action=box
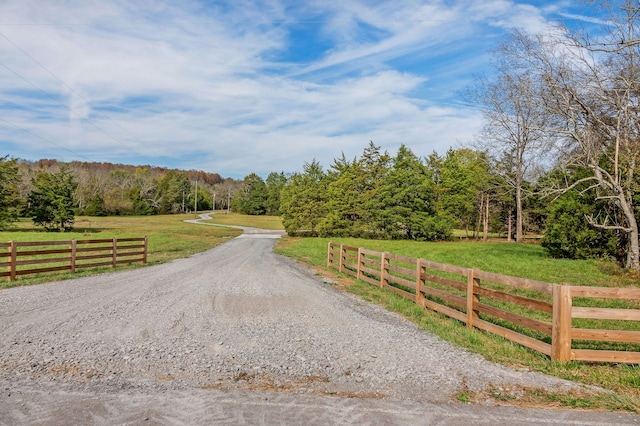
[504,1,640,269]
[470,53,549,242]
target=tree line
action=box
[275,138,635,266]
[0,157,246,231]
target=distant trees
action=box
[28,167,78,232]
[157,170,190,214]
[0,156,22,230]
[265,172,287,215]
[232,173,268,215]
[0,159,236,232]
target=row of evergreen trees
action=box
[271,143,629,263]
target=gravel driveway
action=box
[1,227,638,425]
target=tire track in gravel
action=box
[1,227,638,425]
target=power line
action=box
[0,115,95,162]
[0,59,154,162]
[0,31,164,158]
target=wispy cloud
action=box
[0,0,593,177]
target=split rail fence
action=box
[328,242,640,364]
[1,237,147,282]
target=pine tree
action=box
[0,156,22,230]
[375,145,451,240]
[28,167,78,232]
[280,160,327,235]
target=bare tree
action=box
[505,1,640,269]
[471,53,549,243]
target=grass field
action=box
[201,211,285,230]
[2,214,638,411]
[0,214,242,287]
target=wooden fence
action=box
[1,237,147,282]
[327,242,640,364]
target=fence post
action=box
[466,269,480,328]
[357,248,364,281]
[380,252,389,289]
[71,240,77,273]
[339,245,345,273]
[143,236,148,264]
[552,284,573,362]
[8,241,16,282]
[112,238,117,267]
[415,258,426,307]
[327,241,333,268]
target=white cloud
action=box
[0,0,583,178]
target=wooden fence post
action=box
[466,269,480,328]
[415,258,426,307]
[9,241,16,282]
[327,241,333,268]
[380,252,389,289]
[552,284,573,362]
[357,248,364,281]
[339,245,345,273]
[143,236,148,264]
[71,240,77,273]
[112,238,117,267]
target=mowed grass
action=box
[275,237,637,288]
[0,214,243,287]
[275,236,640,412]
[201,211,285,230]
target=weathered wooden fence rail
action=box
[328,242,640,364]
[1,237,147,282]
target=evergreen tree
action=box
[232,173,267,215]
[28,167,78,232]
[265,171,287,215]
[0,156,22,230]
[318,154,363,237]
[435,148,490,237]
[318,143,390,238]
[157,171,190,213]
[541,167,619,260]
[84,194,107,216]
[280,160,327,235]
[374,145,451,240]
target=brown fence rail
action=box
[328,242,640,364]
[1,237,147,282]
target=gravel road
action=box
[1,227,638,425]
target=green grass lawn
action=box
[0,214,243,287]
[200,211,285,230]
[275,237,636,288]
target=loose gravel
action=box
[0,230,607,423]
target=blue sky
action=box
[0,0,601,179]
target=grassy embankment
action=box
[1,214,638,411]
